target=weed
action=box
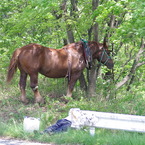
[1,70,145,144]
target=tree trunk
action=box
[79,72,87,91]
[87,0,99,97]
[92,0,99,42]
[92,23,99,42]
[87,62,101,97]
[62,0,75,43]
[66,24,75,43]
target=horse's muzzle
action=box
[106,62,114,69]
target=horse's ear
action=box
[103,36,107,47]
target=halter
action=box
[100,48,111,65]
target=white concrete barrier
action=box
[68,108,145,133]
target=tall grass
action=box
[1,120,145,145]
[1,69,145,144]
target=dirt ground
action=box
[0,137,54,145]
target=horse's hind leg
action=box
[30,73,44,104]
[19,71,29,104]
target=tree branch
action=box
[116,38,145,90]
[135,62,145,68]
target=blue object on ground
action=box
[43,119,72,134]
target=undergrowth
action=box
[0,71,145,145]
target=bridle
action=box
[100,48,112,65]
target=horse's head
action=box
[98,46,114,69]
[90,41,114,69]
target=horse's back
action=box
[20,43,46,54]
[17,43,48,73]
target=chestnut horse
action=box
[7,41,113,104]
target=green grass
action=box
[1,121,145,145]
[1,71,145,144]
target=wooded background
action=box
[1,0,145,99]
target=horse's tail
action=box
[7,48,21,83]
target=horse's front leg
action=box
[66,72,82,97]
[30,73,44,104]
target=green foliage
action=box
[0,0,145,144]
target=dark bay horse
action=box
[7,41,114,104]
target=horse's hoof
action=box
[35,97,45,104]
[20,98,29,105]
[61,96,73,103]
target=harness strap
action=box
[67,59,71,82]
[81,39,92,70]
[64,47,72,82]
